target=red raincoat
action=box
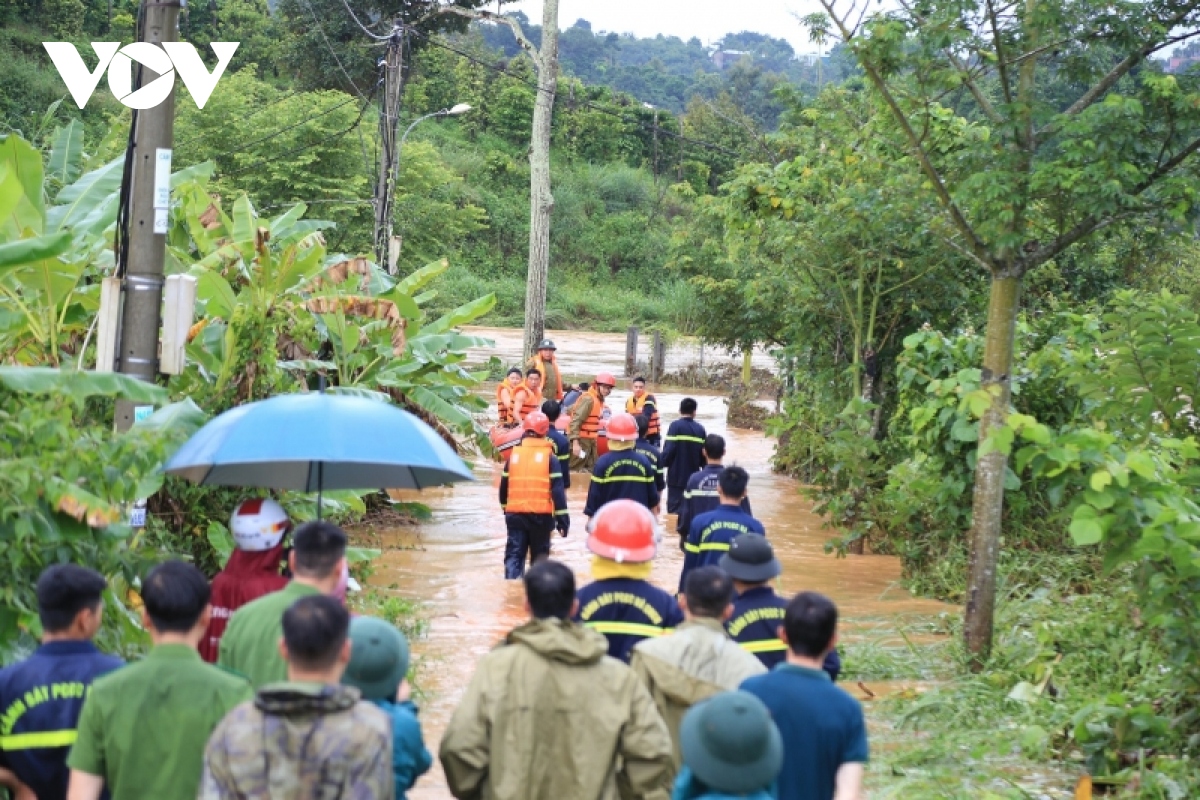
[199,544,289,663]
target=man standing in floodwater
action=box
[661,398,707,515]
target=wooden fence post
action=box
[625,326,639,377]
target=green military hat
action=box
[343,616,409,702]
[680,691,783,794]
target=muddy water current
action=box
[368,330,950,799]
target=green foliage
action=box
[0,369,191,653]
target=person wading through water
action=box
[499,411,569,579]
[568,373,616,472]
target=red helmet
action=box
[607,412,638,442]
[594,372,617,388]
[523,411,550,436]
[587,500,657,563]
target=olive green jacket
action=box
[629,618,767,768]
[439,618,674,800]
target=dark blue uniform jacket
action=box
[680,504,766,590]
[661,418,707,489]
[676,464,752,538]
[575,578,685,662]
[727,585,841,680]
[583,450,660,516]
[0,641,123,799]
[634,439,666,492]
[547,428,571,489]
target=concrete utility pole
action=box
[375,23,405,274]
[114,0,180,431]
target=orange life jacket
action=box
[515,381,544,420]
[505,438,555,515]
[527,355,564,401]
[576,387,605,440]
[626,393,660,439]
[496,382,519,425]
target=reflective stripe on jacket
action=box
[575,578,684,662]
[502,439,557,515]
[727,586,842,679]
[676,465,753,537]
[626,394,660,439]
[583,450,660,516]
[680,505,766,591]
[660,418,707,488]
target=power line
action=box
[220,86,378,179]
[296,0,373,98]
[206,94,362,164]
[334,0,393,40]
[406,27,746,159]
[176,89,303,150]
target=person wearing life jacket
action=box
[200,498,292,663]
[720,533,841,681]
[495,367,524,426]
[583,413,660,519]
[513,369,545,425]
[677,435,752,548]
[541,400,571,490]
[524,339,565,401]
[661,397,707,514]
[633,414,665,494]
[567,373,615,472]
[625,376,661,446]
[498,412,570,579]
[679,466,765,592]
[574,500,683,662]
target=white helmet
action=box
[230,498,291,551]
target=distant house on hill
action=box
[711,49,750,69]
[1166,53,1200,73]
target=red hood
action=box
[222,543,288,576]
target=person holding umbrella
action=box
[498,412,570,579]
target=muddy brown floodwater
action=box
[369,330,950,799]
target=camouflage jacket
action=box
[201,682,394,800]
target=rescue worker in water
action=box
[574,500,683,662]
[568,372,616,472]
[498,412,569,579]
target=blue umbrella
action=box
[164,391,474,516]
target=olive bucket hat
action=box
[718,533,782,583]
[680,691,783,794]
[342,616,409,702]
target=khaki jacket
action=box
[629,618,767,768]
[439,618,674,800]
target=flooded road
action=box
[368,330,949,799]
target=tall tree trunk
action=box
[522,0,559,362]
[964,272,1022,666]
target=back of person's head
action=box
[684,567,734,619]
[784,592,838,658]
[578,382,590,391]
[142,560,211,633]
[282,594,351,672]
[524,560,576,620]
[541,399,562,422]
[719,465,749,499]
[36,565,107,634]
[635,414,649,439]
[703,434,726,460]
[292,521,348,578]
[680,397,698,415]
[343,616,410,701]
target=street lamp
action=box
[380,103,473,274]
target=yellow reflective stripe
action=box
[554,509,569,516]
[682,490,718,499]
[585,621,669,638]
[739,639,787,654]
[684,542,701,553]
[666,435,705,444]
[0,730,77,750]
[549,473,563,479]
[590,475,654,484]
[699,542,731,552]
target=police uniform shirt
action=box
[727,586,842,679]
[633,439,666,492]
[575,578,685,662]
[68,643,253,800]
[679,505,766,590]
[547,428,572,489]
[583,450,660,516]
[660,418,707,489]
[0,641,123,799]
[676,464,753,537]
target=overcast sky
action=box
[506,0,826,56]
